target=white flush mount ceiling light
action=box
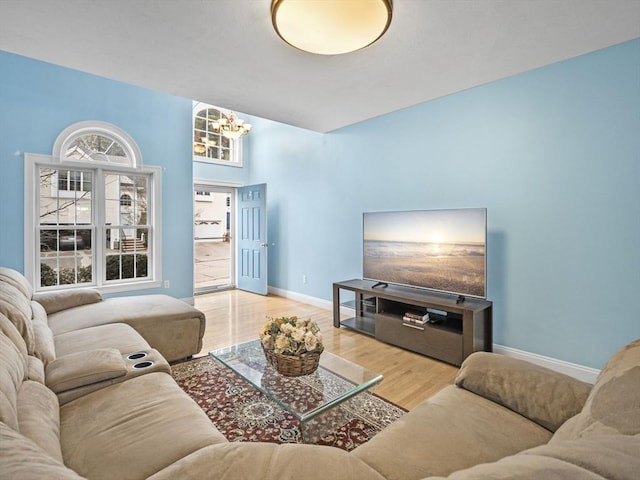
[271,0,393,55]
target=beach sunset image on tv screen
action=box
[363,208,486,298]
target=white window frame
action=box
[24,122,162,294]
[192,101,244,167]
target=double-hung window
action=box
[25,121,162,293]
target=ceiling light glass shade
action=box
[271,0,393,55]
[210,112,252,139]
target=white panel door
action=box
[237,183,267,295]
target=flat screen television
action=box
[363,208,487,299]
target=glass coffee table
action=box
[210,339,383,443]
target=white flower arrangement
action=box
[260,316,323,356]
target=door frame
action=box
[193,180,239,294]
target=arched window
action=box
[120,194,133,206]
[25,121,162,292]
[53,120,142,167]
[193,102,243,167]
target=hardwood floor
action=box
[195,289,458,410]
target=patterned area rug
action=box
[171,355,406,451]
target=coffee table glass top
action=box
[210,339,383,422]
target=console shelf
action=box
[333,279,493,366]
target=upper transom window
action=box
[53,121,142,168]
[192,102,243,167]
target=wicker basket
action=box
[262,345,323,377]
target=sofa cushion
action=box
[31,301,56,366]
[60,372,227,480]
[148,442,387,480]
[17,379,63,462]
[427,433,640,480]
[0,331,27,430]
[0,422,86,479]
[46,348,127,393]
[553,338,640,441]
[525,434,640,478]
[33,288,102,315]
[0,313,36,385]
[0,266,33,299]
[0,282,35,354]
[54,323,150,357]
[28,355,46,384]
[0,312,28,358]
[353,385,553,480]
[455,352,592,432]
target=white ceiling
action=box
[1,0,639,132]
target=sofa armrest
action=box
[455,352,591,432]
[45,348,127,393]
[33,288,102,315]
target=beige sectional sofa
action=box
[1,266,639,479]
[0,267,205,362]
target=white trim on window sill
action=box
[39,279,163,295]
[193,156,243,168]
[98,279,163,294]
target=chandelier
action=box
[271,0,393,55]
[211,112,252,139]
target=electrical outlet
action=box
[302,275,307,284]
[164,280,170,289]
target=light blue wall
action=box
[193,158,250,185]
[1,39,638,369]
[248,39,640,369]
[0,51,195,299]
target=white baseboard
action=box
[267,286,600,384]
[492,344,599,384]
[267,286,333,310]
[181,296,195,306]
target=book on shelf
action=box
[404,311,429,320]
[403,311,429,325]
